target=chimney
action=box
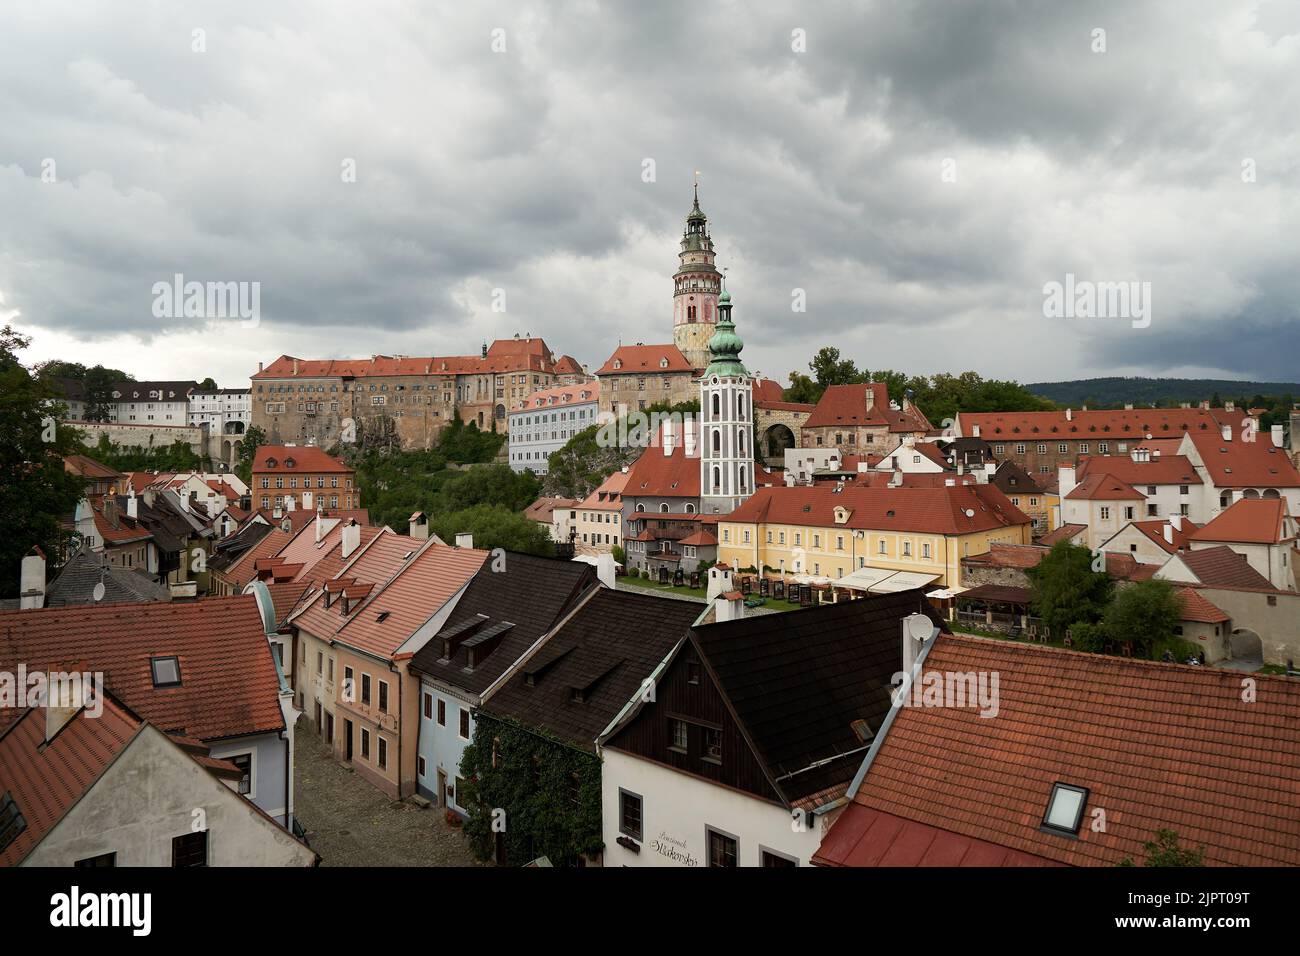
[683,418,698,458]
[902,613,937,675]
[1179,402,1189,409]
[285,496,296,512]
[1125,403,1134,410]
[455,533,474,549]
[1170,513,1182,532]
[716,590,744,623]
[864,386,876,411]
[1225,400,1235,412]
[142,488,156,508]
[292,358,300,376]
[302,491,313,511]
[44,672,90,742]
[126,488,138,519]
[19,548,46,610]
[315,507,325,543]
[889,471,903,488]
[1058,464,1077,498]
[102,497,118,528]
[273,504,283,519]
[593,553,616,589]
[258,361,263,373]
[409,511,429,540]
[341,521,361,559]
[662,419,676,457]
[1163,524,1174,545]
[1200,400,1210,410]
[1272,424,1284,448]
[971,424,980,438]
[1221,424,1232,442]
[1065,408,1073,422]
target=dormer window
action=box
[284,457,296,468]
[1042,782,1088,837]
[614,359,622,369]
[151,656,182,687]
[660,357,668,369]
[265,457,278,468]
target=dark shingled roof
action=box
[45,548,172,606]
[482,589,701,751]
[689,589,945,803]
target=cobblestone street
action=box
[293,723,487,867]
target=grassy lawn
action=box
[615,575,805,613]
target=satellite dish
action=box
[92,582,106,603]
[905,614,933,642]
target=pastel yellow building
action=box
[716,483,1032,586]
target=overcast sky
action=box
[3,1,1299,389]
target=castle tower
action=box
[673,183,722,370]
[700,285,754,515]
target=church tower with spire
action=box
[700,282,754,515]
[673,183,722,370]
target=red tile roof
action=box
[64,454,122,482]
[623,441,700,498]
[677,529,718,547]
[1122,518,1201,554]
[1177,587,1230,624]
[960,406,1247,440]
[962,543,1049,569]
[752,378,786,403]
[1036,523,1087,545]
[804,384,932,433]
[220,528,295,587]
[595,344,694,375]
[290,529,422,641]
[252,445,353,474]
[1064,473,1145,501]
[1075,453,1202,486]
[1191,498,1294,545]
[0,693,142,866]
[828,633,1300,866]
[512,383,599,412]
[1173,545,1276,589]
[726,483,1031,536]
[0,595,285,740]
[253,340,560,381]
[1184,430,1300,488]
[334,541,487,659]
[88,496,152,545]
[814,804,1060,867]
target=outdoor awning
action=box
[831,567,940,594]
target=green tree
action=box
[82,365,124,422]
[809,346,864,389]
[1119,829,1205,867]
[0,327,87,598]
[236,425,267,484]
[1027,541,1113,637]
[1101,578,1186,659]
[783,371,822,404]
[430,504,553,556]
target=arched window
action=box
[737,394,745,417]
[739,466,747,492]
[712,393,720,417]
[685,503,696,514]
[712,466,721,492]
[635,503,645,513]
[712,429,721,453]
[738,431,746,454]
[660,503,670,513]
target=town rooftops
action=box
[482,589,702,751]
[595,343,694,375]
[1036,523,1087,546]
[109,381,202,401]
[726,482,1031,536]
[253,338,560,380]
[578,470,629,510]
[524,496,579,523]
[815,633,1300,867]
[804,383,932,433]
[63,454,122,483]
[1176,587,1230,624]
[252,445,353,474]
[1121,518,1201,554]
[409,554,598,697]
[1190,498,1294,545]
[0,595,286,741]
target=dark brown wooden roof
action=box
[409,554,597,698]
[481,589,701,751]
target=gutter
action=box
[845,623,940,801]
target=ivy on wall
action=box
[459,713,604,867]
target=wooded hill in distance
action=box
[1027,377,1300,408]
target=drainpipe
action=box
[391,659,405,799]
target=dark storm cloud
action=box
[0,0,1297,384]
